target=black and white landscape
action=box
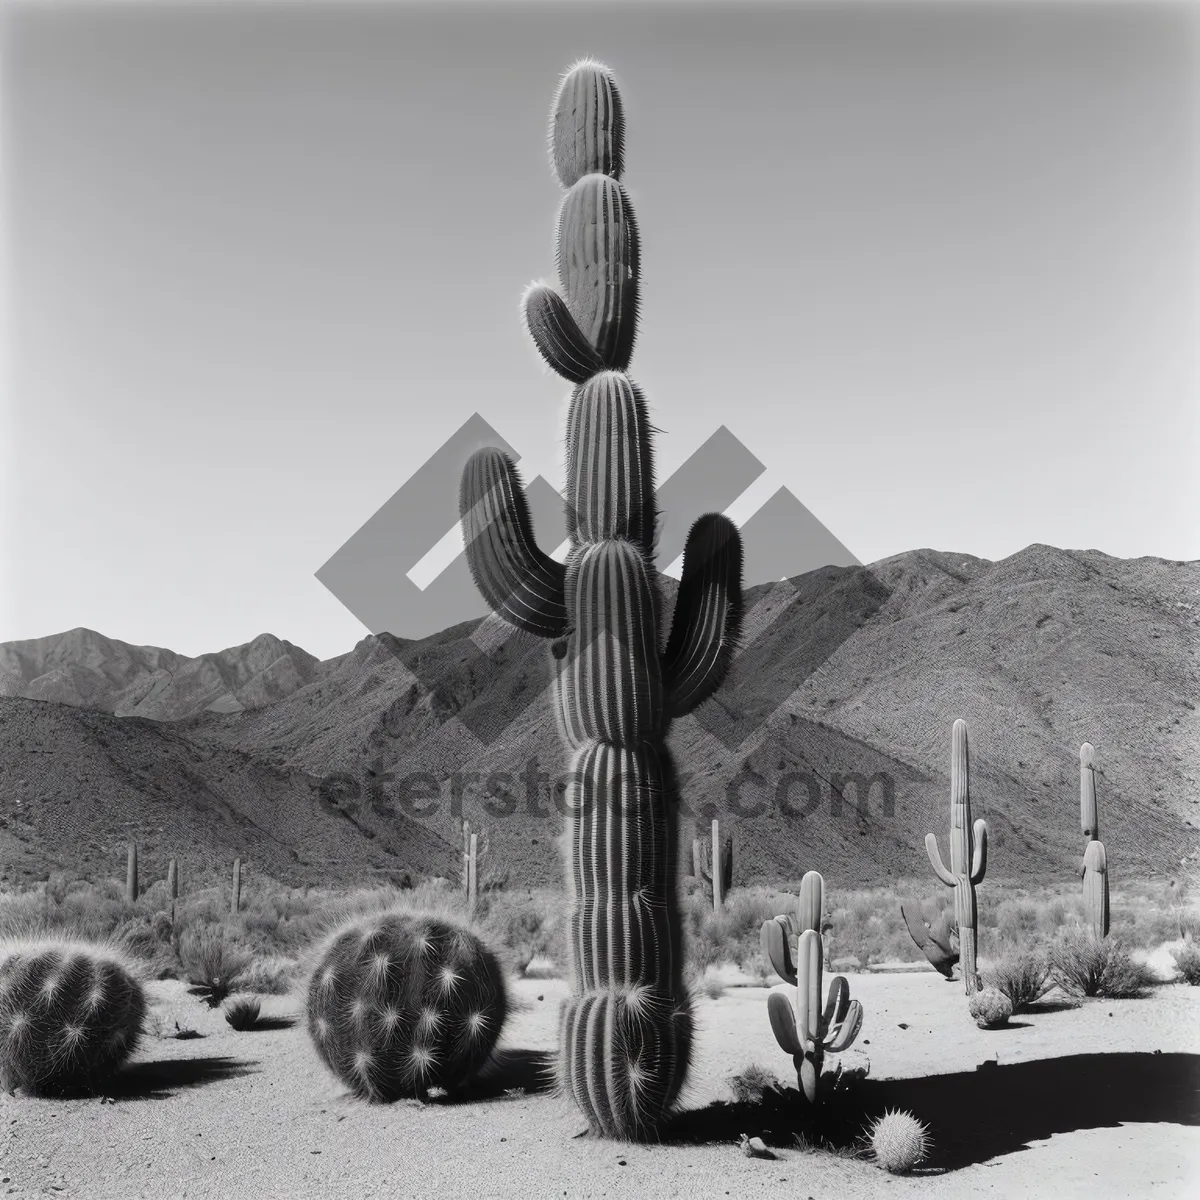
[1,2,1197,1198]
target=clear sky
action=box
[1,0,1197,659]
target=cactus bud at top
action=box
[551,58,625,188]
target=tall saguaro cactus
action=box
[1079,743,1109,937]
[459,60,743,1140]
[693,819,733,911]
[125,844,138,905]
[925,719,987,994]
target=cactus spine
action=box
[0,939,145,1096]
[459,60,743,1140]
[231,858,241,915]
[693,819,733,911]
[306,912,506,1102]
[1079,743,1109,937]
[925,719,987,994]
[125,843,138,904]
[761,872,863,1102]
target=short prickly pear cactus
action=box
[459,59,743,1140]
[0,938,146,1096]
[925,719,988,994]
[306,912,507,1102]
[762,874,863,1103]
[1079,743,1110,937]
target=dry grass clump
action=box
[1170,940,1200,985]
[1051,928,1157,999]
[178,926,252,1008]
[223,995,261,1031]
[983,945,1054,1011]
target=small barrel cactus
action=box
[968,985,1012,1029]
[868,1108,931,1173]
[0,938,146,1096]
[306,911,507,1102]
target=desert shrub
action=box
[238,956,296,995]
[968,986,1012,1029]
[686,966,727,1001]
[477,889,563,975]
[1051,928,1157,999]
[867,1109,930,1174]
[223,995,261,1031]
[1171,940,1200,985]
[983,945,1053,1011]
[177,926,252,1008]
[727,1063,781,1105]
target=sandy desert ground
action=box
[1,971,1197,1200]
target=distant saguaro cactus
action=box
[693,819,733,911]
[0,939,145,1096]
[166,857,178,923]
[1079,743,1109,938]
[459,59,743,1140]
[125,844,138,905]
[306,912,506,1102]
[925,719,987,994]
[231,858,241,915]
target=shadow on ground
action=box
[667,1053,1200,1169]
[443,1048,556,1103]
[109,1056,258,1100]
[245,1016,298,1032]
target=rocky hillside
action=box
[0,628,322,719]
[1,545,1196,891]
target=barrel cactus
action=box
[306,912,507,1102]
[460,59,743,1140]
[0,938,146,1096]
[925,719,988,994]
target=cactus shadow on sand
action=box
[104,1056,258,1101]
[437,1048,556,1104]
[665,1053,1200,1170]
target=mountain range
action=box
[1,545,1197,896]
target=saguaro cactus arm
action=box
[970,818,988,884]
[761,917,797,985]
[523,284,607,383]
[459,448,568,638]
[661,514,744,717]
[925,833,956,887]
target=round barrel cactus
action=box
[306,911,507,1102]
[0,938,146,1096]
